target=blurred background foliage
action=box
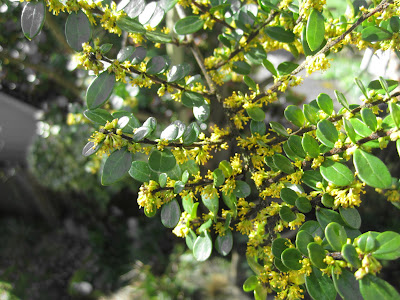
[0,0,399,299]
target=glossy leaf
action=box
[185,229,197,250]
[342,243,361,268]
[321,194,334,208]
[233,61,251,75]
[272,238,289,258]
[233,180,251,198]
[145,30,172,43]
[84,109,114,125]
[317,93,334,115]
[320,160,353,186]
[284,105,305,127]
[305,267,337,300]
[316,119,338,148]
[181,91,205,107]
[306,9,325,51]
[316,207,344,229]
[359,274,400,300]
[219,160,233,178]
[296,230,314,255]
[131,46,146,64]
[339,207,361,229]
[193,102,210,122]
[307,242,328,269]
[82,141,99,157]
[246,107,265,122]
[277,61,298,76]
[302,134,320,158]
[357,231,379,253]
[215,229,233,256]
[129,161,153,182]
[243,275,258,292]
[21,1,45,40]
[353,149,392,189]
[146,56,167,74]
[334,90,350,110]
[372,231,400,260]
[124,0,146,18]
[161,199,181,228]
[295,197,312,213]
[287,135,306,159]
[167,63,191,82]
[361,26,392,42]
[272,154,295,174]
[269,121,289,136]
[281,248,303,270]
[302,170,323,190]
[367,79,398,95]
[299,220,324,238]
[332,268,363,300]
[117,16,145,34]
[265,26,295,43]
[274,257,290,272]
[183,122,200,145]
[360,108,377,131]
[213,168,225,187]
[117,46,135,62]
[101,148,132,185]
[201,188,219,215]
[262,59,278,76]
[148,149,177,173]
[244,75,257,91]
[193,231,212,261]
[86,71,116,109]
[279,206,296,222]
[174,16,204,35]
[303,103,319,125]
[222,191,237,213]
[280,188,298,205]
[325,222,347,251]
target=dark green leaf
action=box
[321,194,334,208]
[222,191,237,212]
[367,79,398,95]
[213,168,225,187]
[296,197,312,213]
[317,93,334,115]
[232,61,251,75]
[280,188,298,205]
[215,229,233,256]
[146,56,167,74]
[325,222,347,251]
[234,180,251,198]
[185,229,197,250]
[373,231,400,260]
[284,105,305,127]
[390,16,400,32]
[244,75,257,91]
[21,1,45,40]
[277,61,299,76]
[316,119,338,148]
[357,231,379,253]
[198,218,212,233]
[360,274,400,300]
[342,243,361,268]
[84,109,114,125]
[86,71,116,109]
[299,220,324,238]
[307,242,328,269]
[334,90,350,110]
[306,9,325,51]
[355,78,368,98]
[65,11,92,51]
[174,16,204,35]
[389,102,400,128]
[160,123,179,141]
[316,207,344,229]
[201,188,219,215]
[117,46,135,62]
[262,59,278,76]
[181,91,205,107]
[353,149,392,189]
[246,107,265,122]
[269,121,289,136]
[360,108,378,131]
[159,173,167,187]
[305,267,337,300]
[174,180,185,194]
[148,149,176,173]
[272,154,295,174]
[361,26,392,42]
[287,135,306,159]
[183,122,200,145]
[304,103,320,125]
[124,0,145,18]
[320,160,354,186]
[193,231,212,261]
[193,102,210,122]
[302,134,320,158]
[145,30,172,43]
[279,206,296,222]
[339,207,361,229]
[167,63,191,82]
[296,230,314,256]
[82,141,99,157]
[332,268,363,300]
[302,170,323,190]
[101,148,132,185]
[274,258,290,272]
[161,199,181,228]
[281,248,303,270]
[129,161,152,182]
[117,16,146,34]
[265,26,295,43]
[250,120,266,135]
[272,238,289,258]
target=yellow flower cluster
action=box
[326,181,365,208]
[305,53,332,76]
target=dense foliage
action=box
[16,0,400,299]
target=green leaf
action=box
[160,123,180,141]
[146,56,167,74]
[246,107,265,122]
[269,121,289,136]
[303,103,320,125]
[83,109,114,125]
[334,90,350,110]
[148,149,177,173]
[316,207,344,229]
[86,71,116,109]
[186,229,197,250]
[360,274,400,300]
[181,91,205,107]
[355,78,368,98]
[174,16,204,35]
[277,61,299,76]
[117,16,146,33]
[320,160,354,187]
[343,118,358,144]
[201,188,219,215]
[332,268,363,300]
[215,229,233,256]
[306,9,325,51]
[213,168,225,187]
[296,197,312,213]
[123,0,145,18]
[101,148,132,185]
[342,243,361,268]
[21,1,45,40]
[250,120,267,135]
[272,154,295,174]
[65,11,92,51]
[161,199,181,228]
[244,75,257,91]
[117,46,135,62]
[325,222,347,251]
[234,180,251,198]
[389,102,400,129]
[296,230,314,255]
[287,135,307,159]
[379,76,390,97]
[316,119,338,148]
[182,193,194,214]
[274,257,290,272]
[284,105,305,127]
[219,160,233,178]
[159,173,167,187]
[390,16,400,32]
[353,149,392,189]
[131,46,146,64]
[99,43,113,54]
[272,238,289,258]
[307,242,328,269]
[372,231,400,260]
[305,267,337,300]
[193,231,212,261]
[145,30,172,43]
[182,122,200,145]
[367,79,398,95]
[321,194,334,208]
[280,188,298,205]
[167,63,191,82]
[174,180,185,194]
[357,231,379,253]
[299,220,324,237]
[262,59,278,76]
[302,134,320,158]
[129,161,153,182]
[317,93,334,115]
[397,139,400,157]
[279,206,296,222]
[193,102,210,122]
[243,275,258,292]
[265,26,295,43]
[339,207,361,229]
[232,61,251,75]
[222,191,237,213]
[281,248,303,270]
[360,108,378,131]
[361,26,392,42]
